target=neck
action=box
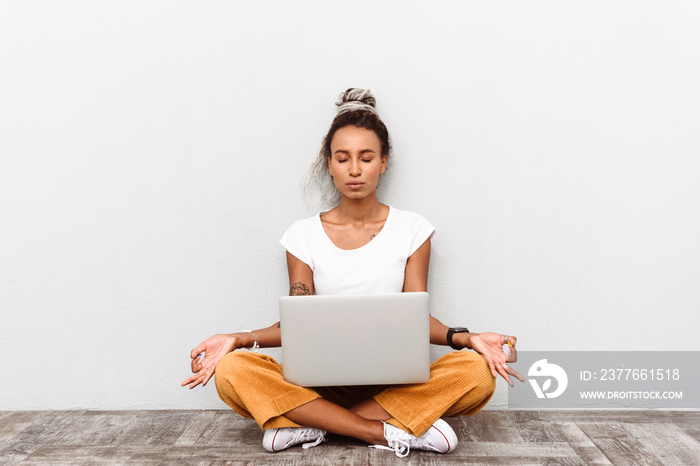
[335,193,386,223]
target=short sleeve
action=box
[279,219,315,270]
[408,213,436,257]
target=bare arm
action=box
[286,251,314,295]
[181,251,314,389]
[215,251,313,350]
[403,238,523,386]
[403,239,452,344]
[402,238,450,344]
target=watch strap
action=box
[446,327,470,350]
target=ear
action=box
[327,156,333,175]
[380,155,388,174]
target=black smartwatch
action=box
[446,327,470,350]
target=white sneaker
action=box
[262,426,327,452]
[370,419,458,458]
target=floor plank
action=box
[0,411,51,444]
[174,410,221,446]
[506,412,611,464]
[455,411,525,443]
[674,415,700,443]
[621,423,700,465]
[111,410,193,445]
[1,410,699,465]
[578,423,665,466]
[43,411,138,446]
[0,411,81,466]
[174,411,260,447]
[22,445,170,465]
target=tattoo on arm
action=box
[289,282,311,296]
[283,282,311,327]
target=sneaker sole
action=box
[262,428,282,452]
[431,419,458,453]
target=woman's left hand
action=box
[460,332,525,387]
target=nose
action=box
[349,159,361,176]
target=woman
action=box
[182,88,524,458]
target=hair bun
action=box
[336,88,376,109]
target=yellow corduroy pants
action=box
[215,350,495,437]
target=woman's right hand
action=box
[181,333,243,389]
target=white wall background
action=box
[1,1,698,410]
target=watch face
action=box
[451,327,469,333]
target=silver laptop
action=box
[279,292,430,387]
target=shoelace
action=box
[369,439,410,458]
[299,430,326,450]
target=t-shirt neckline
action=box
[317,205,393,253]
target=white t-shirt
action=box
[279,206,435,295]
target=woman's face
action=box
[328,125,387,201]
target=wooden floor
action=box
[1,410,699,465]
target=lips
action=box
[347,182,365,189]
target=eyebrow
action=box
[333,149,376,155]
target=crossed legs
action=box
[283,398,391,445]
[214,350,495,444]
